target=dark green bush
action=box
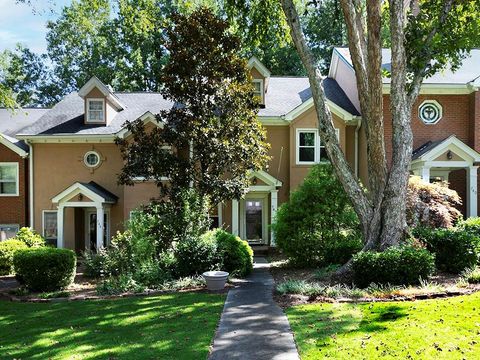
[413,227,480,273]
[352,245,435,288]
[322,236,363,266]
[12,227,45,248]
[210,229,253,277]
[272,164,361,267]
[175,235,221,277]
[132,261,172,288]
[0,240,28,275]
[13,248,76,292]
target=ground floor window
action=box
[43,210,57,246]
[0,224,19,240]
[0,163,19,195]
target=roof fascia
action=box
[116,111,164,139]
[283,97,360,124]
[52,182,105,204]
[420,135,480,162]
[78,76,125,110]
[0,134,28,158]
[248,170,283,187]
[16,134,116,143]
[247,56,271,78]
[383,83,473,95]
[258,116,289,126]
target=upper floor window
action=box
[87,98,105,123]
[0,163,18,196]
[252,79,264,104]
[419,100,442,125]
[296,129,340,165]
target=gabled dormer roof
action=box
[247,56,271,78]
[78,76,125,110]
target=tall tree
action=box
[117,8,270,203]
[279,0,480,271]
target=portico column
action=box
[467,166,478,218]
[421,167,431,183]
[96,205,104,251]
[57,205,64,248]
[232,200,239,236]
[270,190,278,247]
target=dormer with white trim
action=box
[78,76,125,126]
[248,56,271,107]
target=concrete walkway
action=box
[209,257,300,360]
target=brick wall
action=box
[0,143,28,227]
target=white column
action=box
[467,166,478,218]
[270,190,278,247]
[421,167,431,183]
[217,203,223,228]
[232,200,239,235]
[96,206,104,251]
[57,205,64,248]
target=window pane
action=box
[300,132,315,146]
[299,147,315,162]
[88,100,104,121]
[89,101,103,110]
[0,225,18,241]
[44,212,57,240]
[0,165,16,180]
[320,146,329,162]
[253,82,261,92]
[0,182,16,194]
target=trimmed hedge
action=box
[352,245,435,288]
[413,227,480,273]
[0,240,28,275]
[213,229,253,277]
[175,236,221,277]
[14,248,76,291]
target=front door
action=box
[245,199,264,242]
[86,211,109,251]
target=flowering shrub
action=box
[406,176,463,229]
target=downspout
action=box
[27,140,34,228]
[354,117,362,177]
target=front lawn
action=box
[287,292,480,359]
[0,292,225,359]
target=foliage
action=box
[413,226,480,273]
[0,240,28,275]
[210,229,253,277]
[458,217,480,236]
[406,176,463,228]
[276,280,365,299]
[351,245,435,287]
[13,248,76,292]
[287,292,480,359]
[462,267,480,284]
[96,274,144,295]
[272,164,360,267]
[131,260,173,288]
[117,8,269,203]
[0,293,225,360]
[314,264,341,280]
[12,227,45,248]
[175,235,222,277]
[38,291,70,299]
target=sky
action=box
[0,0,71,54]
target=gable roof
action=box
[247,56,271,78]
[52,181,118,204]
[412,135,480,163]
[335,47,480,85]
[78,76,125,110]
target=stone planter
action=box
[202,271,229,291]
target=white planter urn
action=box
[202,271,229,291]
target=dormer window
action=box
[87,99,105,123]
[253,79,264,104]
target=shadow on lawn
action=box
[0,293,224,360]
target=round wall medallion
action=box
[84,151,101,168]
[419,100,442,125]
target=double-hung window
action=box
[87,99,105,123]
[252,79,264,104]
[0,224,19,240]
[43,211,58,246]
[296,129,340,164]
[0,163,19,196]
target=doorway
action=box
[85,210,109,251]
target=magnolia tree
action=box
[279,0,480,260]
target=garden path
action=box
[209,257,299,360]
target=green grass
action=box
[287,292,480,359]
[0,292,225,359]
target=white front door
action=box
[85,210,109,251]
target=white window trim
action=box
[86,98,106,123]
[0,224,19,240]
[295,128,340,165]
[0,162,19,196]
[418,100,443,125]
[42,210,58,240]
[253,79,264,104]
[84,150,101,168]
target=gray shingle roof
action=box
[412,139,446,160]
[335,47,480,85]
[81,181,119,203]
[18,77,359,136]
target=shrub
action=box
[413,227,480,273]
[462,267,480,284]
[96,274,144,295]
[351,245,435,288]
[132,261,172,288]
[210,229,253,277]
[458,217,480,237]
[322,235,363,266]
[0,240,28,275]
[272,164,361,267]
[13,248,76,292]
[12,227,45,248]
[175,235,221,277]
[406,176,463,228]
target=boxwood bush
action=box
[352,245,435,288]
[12,227,45,248]
[13,248,76,291]
[211,229,253,277]
[0,240,28,275]
[175,235,221,277]
[413,227,480,273]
